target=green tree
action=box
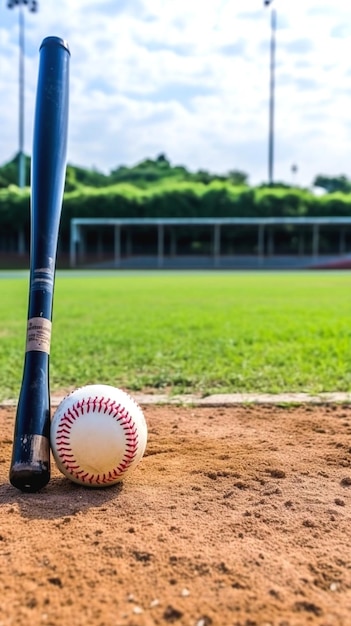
[227,170,249,186]
[0,153,30,188]
[313,174,351,194]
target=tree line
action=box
[1,152,351,261]
[1,151,351,193]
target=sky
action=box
[0,0,351,187]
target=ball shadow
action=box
[0,476,123,520]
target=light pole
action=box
[7,0,38,189]
[264,0,276,186]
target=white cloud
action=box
[1,0,351,186]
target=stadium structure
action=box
[69,217,351,270]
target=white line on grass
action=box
[2,392,351,407]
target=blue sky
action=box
[0,0,351,187]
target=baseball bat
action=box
[9,36,70,492]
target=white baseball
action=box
[50,384,147,487]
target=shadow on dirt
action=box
[0,477,123,520]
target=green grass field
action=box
[1,270,351,400]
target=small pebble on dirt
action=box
[163,605,183,622]
[340,476,351,486]
[133,606,143,615]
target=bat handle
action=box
[9,352,51,492]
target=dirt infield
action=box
[1,403,351,626]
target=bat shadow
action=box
[0,476,123,520]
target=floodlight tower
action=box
[7,0,38,189]
[264,0,276,186]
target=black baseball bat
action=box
[9,36,70,492]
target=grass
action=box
[0,270,351,400]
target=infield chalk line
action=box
[2,392,351,408]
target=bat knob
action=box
[10,463,50,493]
[10,432,51,492]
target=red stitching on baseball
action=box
[54,394,141,485]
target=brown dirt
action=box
[1,403,351,626]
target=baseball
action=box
[50,384,147,487]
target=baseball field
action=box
[1,270,351,400]
[1,270,351,625]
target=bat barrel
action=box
[31,36,70,287]
[10,36,70,492]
